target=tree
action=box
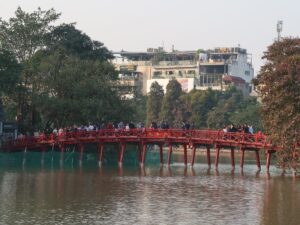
[46,23,113,61]
[254,38,300,173]
[0,49,21,95]
[160,79,183,127]
[0,7,60,62]
[146,82,164,125]
[35,55,125,129]
[0,7,60,132]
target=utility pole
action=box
[277,20,283,41]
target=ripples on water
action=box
[0,152,299,225]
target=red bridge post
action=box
[266,151,271,171]
[79,144,84,162]
[167,144,172,166]
[230,147,235,168]
[138,143,142,164]
[98,143,104,164]
[141,143,147,166]
[255,150,261,170]
[159,144,163,165]
[206,146,211,168]
[119,142,125,165]
[191,145,196,167]
[183,144,187,166]
[215,146,220,168]
[240,147,245,169]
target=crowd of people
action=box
[222,124,254,134]
[45,121,256,137]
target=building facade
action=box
[113,47,254,95]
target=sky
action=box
[0,0,299,74]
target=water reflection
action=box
[0,153,299,225]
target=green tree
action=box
[254,38,300,173]
[0,7,60,62]
[160,79,183,127]
[146,82,164,125]
[229,97,262,131]
[31,24,135,130]
[46,23,113,61]
[35,55,125,129]
[0,49,21,122]
[0,7,60,132]
[0,49,21,95]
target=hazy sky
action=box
[0,0,299,73]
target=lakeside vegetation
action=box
[147,80,262,130]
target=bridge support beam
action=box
[79,144,84,163]
[60,145,65,167]
[230,147,235,168]
[206,146,211,168]
[191,145,196,167]
[141,144,147,166]
[138,144,142,163]
[167,144,173,166]
[98,143,104,164]
[215,146,220,168]
[159,144,163,165]
[255,150,261,170]
[240,148,245,169]
[266,151,271,171]
[183,144,187,166]
[119,143,125,165]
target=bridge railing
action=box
[2,129,268,150]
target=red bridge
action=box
[1,129,276,170]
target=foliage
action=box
[160,79,183,126]
[150,81,261,130]
[146,82,164,125]
[0,7,136,133]
[46,23,114,61]
[254,38,300,172]
[0,49,21,95]
[0,7,60,62]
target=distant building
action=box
[198,47,254,94]
[112,46,254,95]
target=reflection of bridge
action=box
[1,129,276,170]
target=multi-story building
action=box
[198,47,254,94]
[113,46,254,95]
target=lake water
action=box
[0,150,299,225]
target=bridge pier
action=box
[119,143,125,165]
[41,146,47,166]
[60,145,65,167]
[79,144,84,163]
[98,143,104,165]
[167,144,173,166]
[138,144,142,163]
[191,145,196,167]
[183,144,187,166]
[230,147,235,168]
[141,143,147,166]
[206,146,211,168]
[159,144,163,165]
[255,150,261,170]
[266,151,271,171]
[240,148,245,169]
[215,146,220,168]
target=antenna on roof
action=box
[277,20,283,41]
